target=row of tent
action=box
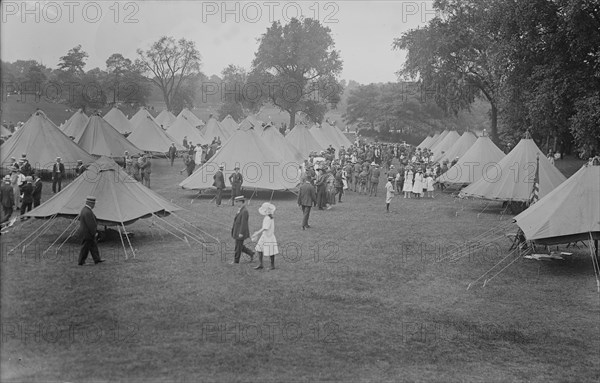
[415,130,566,203]
[179,121,353,191]
[0,109,352,182]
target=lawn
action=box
[1,156,599,382]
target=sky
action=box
[1,1,436,84]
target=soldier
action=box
[213,165,225,206]
[229,166,243,206]
[52,157,65,193]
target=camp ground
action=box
[2,2,599,382]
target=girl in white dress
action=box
[412,170,423,198]
[425,174,435,198]
[252,202,278,270]
[403,168,413,198]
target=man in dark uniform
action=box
[19,176,34,219]
[75,160,87,176]
[370,163,381,197]
[228,166,243,206]
[77,196,104,265]
[230,195,254,264]
[168,143,177,166]
[213,165,225,206]
[52,157,65,193]
[298,177,317,230]
[0,175,14,221]
[32,174,43,207]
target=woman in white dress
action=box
[403,168,413,198]
[412,170,424,198]
[252,202,278,270]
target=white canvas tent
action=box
[459,137,566,202]
[514,159,600,245]
[180,129,301,191]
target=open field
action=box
[1,156,598,382]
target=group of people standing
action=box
[124,152,152,188]
[1,154,43,224]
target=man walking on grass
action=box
[230,195,254,264]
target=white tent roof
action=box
[459,138,566,202]
[103,106,134,134]
[154,110,177,129]
[59,109,89,140]
[515,160,600,245]
[128,115,184,153]
[165,114,207,147]
[285,124,324,156]
[180,129,301,191]
[437,135,505,185]
[436,131,477,163]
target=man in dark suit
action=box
[298,177,317,230]
[230,195,254,264]
[0,175,14,221]
[213,165,225,206]
[52,157,65,193]
[32,174,43,207]
[77,196,104,265]
[75,160,87,176]
[228,166,243,206]
[19,176,34,219]
[168,143,177,166]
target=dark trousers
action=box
[302,205,312,228]
[20,201,32,215]
[52,177,62,193]
[231,184,241,205]
[78,239,101,264]
[170,156,175,166]
[234,239,254,263]
[216,188,223,205]
[33,199,40,208]
[2,206,13,221]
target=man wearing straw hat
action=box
[230,195,254,264]
[77,196,105,265]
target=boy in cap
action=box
[77,196,104,265]
[230,195,255,264]
[385,176,395,212]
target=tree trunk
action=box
[545,133,551,153]
[490,102,498,144]
[162,88,171,111]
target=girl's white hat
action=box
[258,202,276,215]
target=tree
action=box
[105,53,132,104]
[249,18,343,128]
[57,45,88,75]
[217,64,250,121]
[344,84,380,129]
[393,0,506,143]
[136,36,202,111]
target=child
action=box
[385,176,395,212]
[426,173,435,198]
[403,168,413,198]
[252,202,278,270]
[412,170,423,199]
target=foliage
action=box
[249,18,343,128]
[136,36,202,111]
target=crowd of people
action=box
[0,153,43,224]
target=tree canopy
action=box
[248,18,343,128]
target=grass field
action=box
[1,155,598,382]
